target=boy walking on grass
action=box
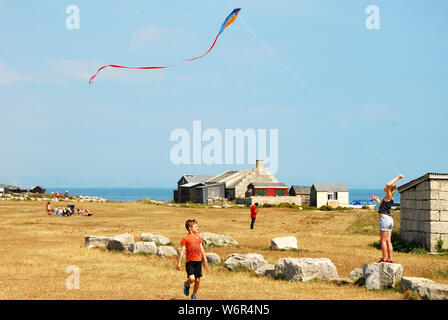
[177,219,209,300]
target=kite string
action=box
[239,16,400,174]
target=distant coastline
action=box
[44,187,400,203]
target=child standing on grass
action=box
[177,219,209,300]
[372,174,404,263]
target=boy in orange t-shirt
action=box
[177,219,209,300]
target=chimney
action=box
[256,159,264,171]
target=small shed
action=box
[398,173,448,251]
[30,186,46,194]
[178,182,205,203]
[289,185,311,205]
[194,183,225,204]
[310,184,349,208]
[246,183,288,197]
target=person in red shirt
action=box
[177,219,209,300]
[250,202,259,229]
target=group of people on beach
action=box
[175,174,404,300]
[45,202,92,216]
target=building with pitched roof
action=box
[310,183,349,208]
[398,172,448,251]
[289,185,311,205]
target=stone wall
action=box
[400,179,448,251]
[236,196,302,206]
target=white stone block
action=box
[440,211,448,222]
[430,222,448,234]
[430,181,440,191]
[430,210,440,221]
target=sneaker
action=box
[191,294,197,300]
[183,281,190,296]
[386,259,394,263]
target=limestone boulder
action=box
[362,262,403,289]
[274,258,339,282]
[255,264,276,277]
[401,277,448,300]
[200,232,238,247]
[223,253,267,271]
[348,268,364,282]
[363,264,380,290]
[206,252,221,264]
[106,233,135,251]
[84,235,113,249]
[130,241,157,254]
[156,246,178,258]
[140,233,171,245]
[270,236,298,250]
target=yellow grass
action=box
[0,201,447,300]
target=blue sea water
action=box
[46,188,173,202]
[46,187,400,203]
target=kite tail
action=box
[89,34,220,85]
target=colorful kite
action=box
[89,8,241,85]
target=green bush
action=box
[372,231,427,254]
[319,205,333,211]
[262,203,275,208]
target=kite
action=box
[89,8,241,85]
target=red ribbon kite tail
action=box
[88,8,240,85]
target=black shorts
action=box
[186,261,202,278]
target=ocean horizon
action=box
[46,187,400,203]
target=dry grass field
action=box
[1,201,447,300]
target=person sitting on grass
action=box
[177,219,209,300]
[46,202,53,215]
[372,174,404,263]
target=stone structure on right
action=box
[398,173,448,251]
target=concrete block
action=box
[440,211,448,222]
[440,192,448,201]
[441,201,448,211]
[440,182,448,192]
[430,191,440,200]
[430,221,448,234]
[431,200,440,211]
[430,180,440,191]
[430,210,440,221]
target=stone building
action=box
[398,173,448,251]
[173,160,282,203]
[310,184,349,208]
[289,186,311,205]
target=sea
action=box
[46,188,400,204]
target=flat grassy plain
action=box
[1,201,447,300]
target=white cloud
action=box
[0,62,32,85]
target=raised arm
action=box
[386,174,404,188]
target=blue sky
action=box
[0,0,447,189]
